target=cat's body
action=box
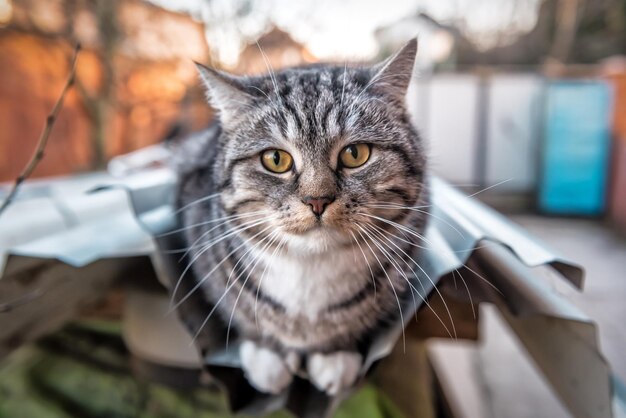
[175,40,428,395]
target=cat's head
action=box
[196,39,426,254]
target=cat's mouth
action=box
[282,226,348,254]
[292,221,330,235]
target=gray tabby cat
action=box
[176,39,428,395]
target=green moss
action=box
[334,384,405,418]
[0,320,405,418]
[0,349,73,418]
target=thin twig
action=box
[0,289,44,313]
[0,43,81,217]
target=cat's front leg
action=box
[307,351,362,395]
[240,340,298,394]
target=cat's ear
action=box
[370,38,418,102]
[194,62,252,125]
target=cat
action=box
[175,39,428,396]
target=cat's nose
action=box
[302,196,335,217]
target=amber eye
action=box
[340,144,371,168]
[261,149,293,173]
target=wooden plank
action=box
[0,256,152,359]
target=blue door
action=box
[540,81,613,215]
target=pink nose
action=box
[302,196,335,216]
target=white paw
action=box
[239,341,293,394]
[307,351,362,395]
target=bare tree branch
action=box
[0,43,81,217]
[549,0,583,63]
[0,289,44,313]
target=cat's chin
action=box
[282,227,348,255]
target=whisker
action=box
[173,193,222,215]
[156,210,266,238]
[463,264,503,295]
[180,213,270,261]
[467,178,513,197]
[168,216,274,308]
[366,221,428,251]
[453,269,476,319]
[340,61,347,108]
[364,223,429,296]
[247,85,272,101]
[349,231,377,297]
[255,236,287,330]
[366,202,465,239]
[189,227,277,343]
[360,223,456,339]
[223,221,280,288]
[226,230,281,347]
[348,72,413,114]
[355,227,406,353]
[170,223,275,313]
[256,41,282,106]
[359,213,433,248]
[357,224,418,322]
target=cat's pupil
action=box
[273,151,280,166]
[349,146,358,159]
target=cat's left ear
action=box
[194,62,253,126]
[370,38,418,102]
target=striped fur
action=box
[175,40,428,391]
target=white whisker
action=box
[464,264,503,295]
[359,213,433,248]
[169,216,274,307]
[468,178,513,197]
[255,236,287,330]
[349,231,377,297]
[366,202,464,239]
[355,227,406,352]
[157,210,266,238]
[357,224,418,321]
[170,223,275,313]
[453,269,476,319]
[174,193,221,215]
[340,61,348,108]
[189,227,277,343]
[361,222,456,339]
[180,213,269,261]
[256,41,282,105]
[226,230,281,347]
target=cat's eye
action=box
[340,144,371,168]
[261,149,293,173]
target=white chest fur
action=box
[254,242,369,321]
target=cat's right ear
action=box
[194,62,253,125]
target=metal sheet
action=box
[474,244,612,418]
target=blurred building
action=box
[234,27,315,75]
[0,0,213,182]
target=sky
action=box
[149,0,542,66]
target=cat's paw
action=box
[240,341,293,394]
[307,351,362,395]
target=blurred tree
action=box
[454,0,626,66]
[71,0,120,169]
[0,0,212,180]
[549,0,582,62]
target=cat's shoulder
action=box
[168,122,221,174]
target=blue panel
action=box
[539,81,613,215]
